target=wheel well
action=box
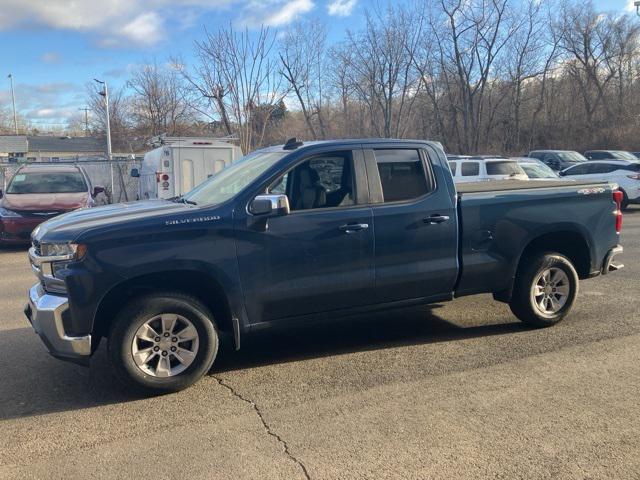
[93,270,234,340]
[519,231,592,279]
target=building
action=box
[0,136,28,161]
[0,135,105,162]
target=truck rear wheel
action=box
[509,253,579,327]
[108,292,219,394]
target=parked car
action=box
[25,139,624,394]
[560,160,640,210]
[528,150,588,171]
[584,150,639,162]
[0,164,103,245]
[449,156,528,182]
[513,157,561,180]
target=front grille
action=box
[32,239,42,256]
[18,210,64,218]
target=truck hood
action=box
[32,200,192,243]
[2,192,89,212]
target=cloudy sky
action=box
[0,0,634,130]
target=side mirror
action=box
[558,171,566,177]
[130,168,140,178]
[93,185,105,197]
[249,194,290,231]
[250,194,290,217]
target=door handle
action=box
[338,223,369,233]
[423,214,450,225]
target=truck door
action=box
[365,145,458,303]
[235,148,375,323]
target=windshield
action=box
[556,151,587,162]
[7,171,87,194]
[612,151,639,161]
[485,161,525,176]
[521,163,558,179]
[182,151,286,205]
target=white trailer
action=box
[136,137,242,200]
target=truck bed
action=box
[456,179,608,194]
[454,178,617,298]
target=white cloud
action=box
[327,0,356,17]
[242,0,315,27]
[0,0,232,47]
[41,52,61,64]
[99,12,164,47]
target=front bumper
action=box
[24,283,91,363]
[602,245,624,275]
[0,217,45,244]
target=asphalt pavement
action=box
[1,208,639,479]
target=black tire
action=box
[509,252,579,327]
[108,292,219,395]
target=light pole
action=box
[635,1,640,17]
[93,79,112,160]
[7,74,18,134]
[94,79,114,200]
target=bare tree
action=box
[191,25,288,153]
[279,20,328,140]
[340,4,421,138]
[127,61,193,137]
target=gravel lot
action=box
[1,208,639,479]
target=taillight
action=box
[161,174,170,181]
[613,190,623,234]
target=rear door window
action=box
[449,162,457,176]
[374,149,432,202]
[564,164,593,175]
[461,162,480,176]
[485,161,524,176]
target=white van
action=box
[134,137,243,200]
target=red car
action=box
[0,164,104,245]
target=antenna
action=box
[283,137,303,150]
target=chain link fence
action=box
[0,157,142,204]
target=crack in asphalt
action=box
[212,375,311,480]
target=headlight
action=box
[0,207,20,218]
[40,242,87,259]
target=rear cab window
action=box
[373,149,433,203]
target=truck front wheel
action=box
[509,253,579,327]
[108,292,219,394]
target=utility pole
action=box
[7,74,18,134]
[78,107,90,136]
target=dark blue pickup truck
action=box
[25,139,625,393]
